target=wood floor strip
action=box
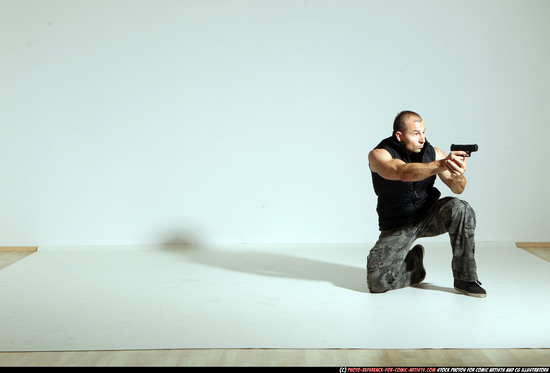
[515,242,550,249]
[0,246,38,252]
[0,348,549,367]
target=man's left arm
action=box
[435,147,467,194]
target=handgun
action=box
[450,144,478,157]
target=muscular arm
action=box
[368,147,468,194]
[368,148,447,182]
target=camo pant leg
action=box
[416,197,478,282]
[366,225,418,293]
[367,197,479,293]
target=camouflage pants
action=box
[366,197,478,293]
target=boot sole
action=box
[454,287,487,298]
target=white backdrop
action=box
[1,0,549,247]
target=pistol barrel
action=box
[450,144,478,156]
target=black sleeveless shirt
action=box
[371,134,441,230]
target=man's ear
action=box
[395,131,403,142]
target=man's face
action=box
[396,119,426,154]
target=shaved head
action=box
[393,110,422,133]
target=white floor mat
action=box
[0,242,548,351]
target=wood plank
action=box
[516,242,550,249]
[0,252,35,271]
[520,248,550,263]
[0,246,38,252]
[0,348,549,367]
[515,242,550,262]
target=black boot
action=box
[454,279,487,298]
[405,244,426,285]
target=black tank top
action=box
[371,134,441,230]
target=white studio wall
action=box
[1,0,549,247]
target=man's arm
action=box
[368,148,447,182]
[435,147,467,194]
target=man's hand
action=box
[445,151,467,177]
[436,148,467,194]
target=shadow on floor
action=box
[160,244,369,293]
[411,282,457,294]
[157,238,461,295]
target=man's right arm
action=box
[368,148,447,182]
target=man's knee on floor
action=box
[367,267,398,293]
[367,277,389,293]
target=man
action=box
[366,110,486,297]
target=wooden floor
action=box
[0,245,549,367]
[1,348,550,367]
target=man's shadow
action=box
[412,282,458,294]
[160,243,369,293]
[158,234,457,295]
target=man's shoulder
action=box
[369,147,392,161]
